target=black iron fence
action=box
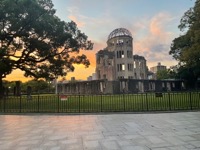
[0,91,200,113]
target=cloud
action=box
[66,6,121,41]
[150,12,174,41]
[88,11,177,68]
[5,69,32,82]
[68,15,85,28]
[53,8,180,79]
[67,9,178,70]
[134,13,174,50]
[132,12,178,67]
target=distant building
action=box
[150,62,167,73]
[87,76,92,81]
[147,71,155,80]
[92,73,97,80]
[71,77,76,82]
[87,73,97,81]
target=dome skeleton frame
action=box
[108,28,132,40]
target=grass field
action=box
[0,92,200,113]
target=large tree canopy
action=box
[169,0,200,88]
[0,0,93,96]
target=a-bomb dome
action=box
[108,28,132,40]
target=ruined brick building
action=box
[57,28,184,94]
[96,28,147,81]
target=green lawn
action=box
[0,92,199,113]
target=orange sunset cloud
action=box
[132,13,177,68]
[68,15,85,28]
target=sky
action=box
[5,0,196,82]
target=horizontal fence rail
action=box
[0,92,200,113]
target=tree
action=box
[156,70,169,80]
[176,66,198,88]
[169,0,200,89]
[22,79,50,93]
[156,68,178,80]
[0,0,93,97]
[2,80,15,95]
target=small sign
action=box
[155,93,163,98]
[60,95,68,101]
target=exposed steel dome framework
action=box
[108,28,132,40]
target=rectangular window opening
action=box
[121,51,124,58]
[122,64,125,70]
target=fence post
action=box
[198,93,200,108]
[19,95,22,113]
[142,93,144,111]
[123,92,125,112]
[189,92,192,110]
[146,93,148,111]
[168,92,171,111]
[37,94,40,113]
[3,97,6,113]
[101,94,103,112]
[0,99,1,113]
[79,94,81,113]
[57,93,60,113]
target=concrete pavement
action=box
[0,112,200,150]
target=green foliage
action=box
[22,79,49,93]
[156,70,169,80]
[0,0,93,80]
[3,79,54,94]
[169,0,200,88]
[3,80,19,88]
[156,68,179,80]
[0,0,93,97]
[176,66,200,88]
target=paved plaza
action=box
[0,112,200,150]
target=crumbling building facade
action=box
[57,28,184,94]
[96,28,147,81]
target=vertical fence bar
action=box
[37,94,40,113]
[189,92,192,110]
[19,95,22,113]
[146,93,148,111]
[123,93,125,112]
[3,97,6,113]
[90,95,92,112]
[168,92,171,111]
[83,94,85,112]
[57,93,60,113]
[79,94,81,113]
[101,94,103,112]
[142,94,144,111]
[1,98,3,112]
[199,92,200,109]
[0,98,1,113]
